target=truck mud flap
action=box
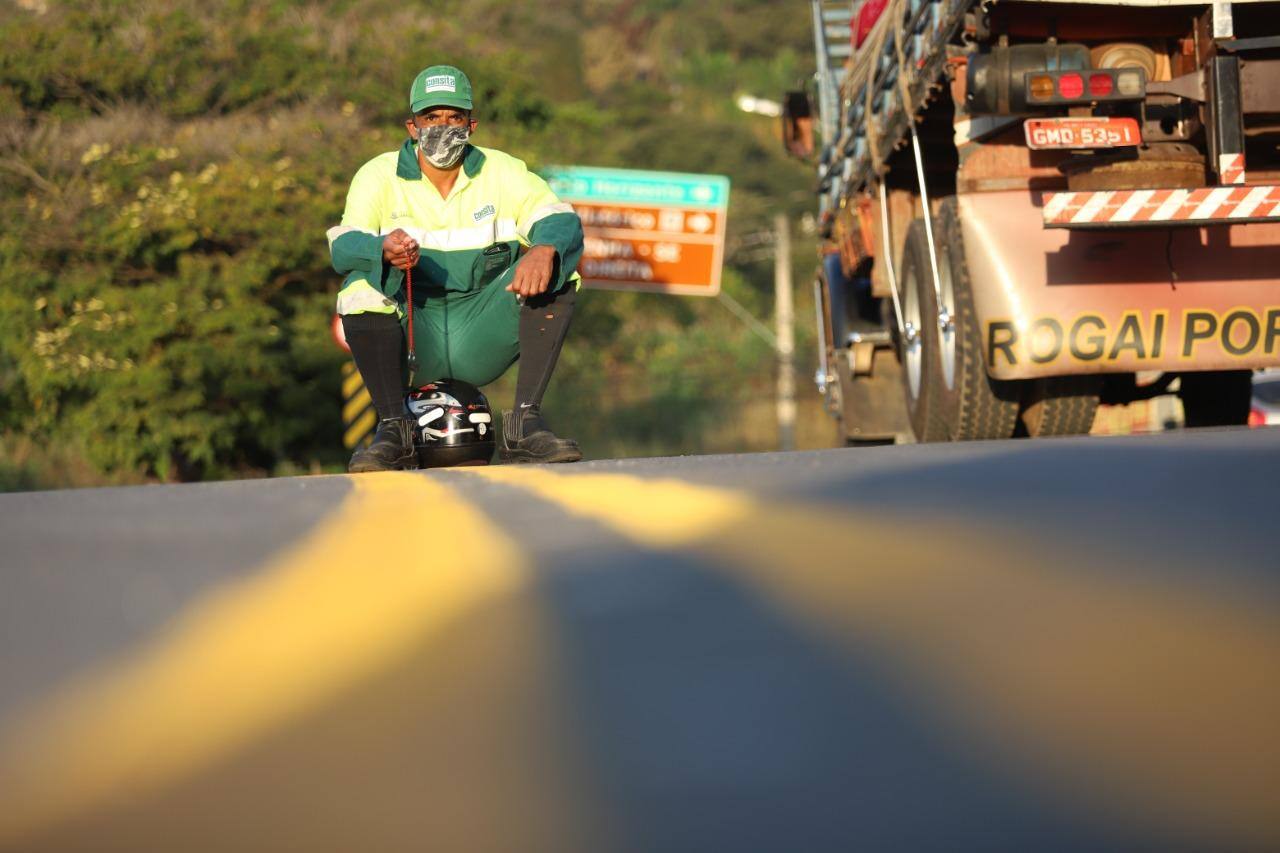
[836,346,912,444]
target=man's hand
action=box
[382,229,419,271]
[507,245,557,298]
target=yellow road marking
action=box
[0,473,529,845]
[471,466,1280,846]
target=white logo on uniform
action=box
[423,75,456,93]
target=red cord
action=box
[405,265,414,356]
[404,263,418,385]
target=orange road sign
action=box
[543,167,730,296]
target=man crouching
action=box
[327,64,584,471]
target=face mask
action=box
[417,125,470,169]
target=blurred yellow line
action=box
[471,466,1280,847]
[0,473,527,845]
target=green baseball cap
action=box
[409,65,473,113]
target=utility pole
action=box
[774,212,796,451]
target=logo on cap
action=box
[423,75,456,93]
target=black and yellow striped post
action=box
[341,362,377,450]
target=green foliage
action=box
[0,0,819,488]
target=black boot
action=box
[348,417,417,473]
[498,406,582,464]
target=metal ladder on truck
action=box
[812,0,852,148]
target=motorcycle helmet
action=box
[404,379,495,468]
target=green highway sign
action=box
[543,166,730,210]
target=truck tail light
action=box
[967,42,1092,115]
[1028,75,1055,101]
[1115,70,1144,97]
[1058,73,1085,99]
[1248,407,1266,427]
[1025,68,1146,105]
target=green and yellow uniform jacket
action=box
[326,139,583,316]
[325,140,583,385]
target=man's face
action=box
[405,107,477,140]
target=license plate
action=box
[1024,117,1141,150]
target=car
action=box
[1249,371,1280,427]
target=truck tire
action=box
[1020,376,1101,437]
[1179,370,1252,427]
[898,201,1019,442]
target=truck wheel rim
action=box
[903,267,922,401]
[937,245,956,391]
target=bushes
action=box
[0,106,356,479]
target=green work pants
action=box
[402,262,523,388]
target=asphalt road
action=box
[1,428,1277,852]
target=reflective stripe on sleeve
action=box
[518,203,575,238]
[336,280,398,316]
[326,225,375,248]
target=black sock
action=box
[342,313,406,421]
[515,286,577,417]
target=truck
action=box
[785,0,1280,443]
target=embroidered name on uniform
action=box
[423,76,456,93]
[473,203,496,222]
